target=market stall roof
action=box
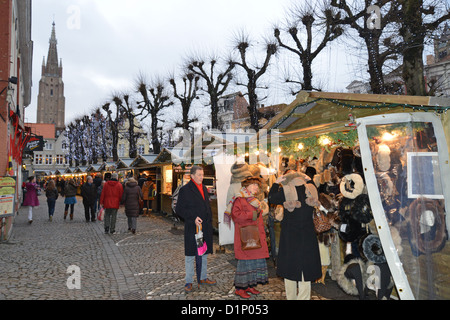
[263,91,450,142]
[73,166,88,173]
[129,154,158,168]
[116,158,134,170]
[104,162,117,171]
[63,167,72,174]
[87,163,104,173]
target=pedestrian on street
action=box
[100,172,123,234]
[230,177,269,299]
[23,176,40,224]
[268,171,322,300]
[93,173,103,213]
[141,177,156,216]
[45,179,58,221]
[121,177,143,234]
[81,176,97,222]
[63,178,78,220]
[175,165,216,292]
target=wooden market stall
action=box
[129,154,159,211]
[261,91,450,300]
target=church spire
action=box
[44,22,61,76]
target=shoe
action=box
[131,229,136,234]
[235,289,251,299]
[49,216,52,222]
[104,227,109,234]
[185,283,193,292]
[246,287,260,295]
[198,278,216,286]
[110,230,115,234]
[64,210,68,220]
[28,220,33,224]
[91,218,96,222]
[70,213,73,220]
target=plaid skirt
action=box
[234,258,268,290]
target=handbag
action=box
[139,197,144,209]
[98,207,105,221]
[313,209,331,233]
[239,225,262,250]
[196,224,207,256]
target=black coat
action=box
[175,180,214,256]
[268,183,322,281]
[81,182,97,205]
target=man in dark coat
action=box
[81,176,97,222]
[175,165,216,292]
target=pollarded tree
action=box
[186,54,235,130]
[136,75,173,155]
[232,32,278,132]
[274,1,343,93]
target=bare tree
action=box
[232,32,278,132]
[169,72,200,131]
[331,0,402,94]
[275,1,343,93]
[102,101,123,162]
[186,54,235,130]
[398,0,450,95]
[136,75,173,154]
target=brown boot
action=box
[70,213,73,220]
[64,210,68,220]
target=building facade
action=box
[0,0,33,238]
[36,22,66,136]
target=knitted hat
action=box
[230,162,253,184]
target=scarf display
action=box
[224,187,262,228]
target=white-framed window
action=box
[137,144,145,155]
[118,144,125,157]
[45,142,53,150]
[56,155,65,165]
[45,155,53,165]
[35,154,43,165]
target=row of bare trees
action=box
[64,0,449,165]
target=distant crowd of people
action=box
[22,173,156,235]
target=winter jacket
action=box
[231,197,269,261]
[142,181,156,201]
[64,182,78,198]
[45,188,58,200]
[100,179,123,209]
[81,182,97,205]
[23,182,40,207]
[121,181,143,217]
[175,180,214,256]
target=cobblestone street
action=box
[0,195,342,301]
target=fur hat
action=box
[230,162,252,184]
[360,234,386,264]
[352,194,373,224]
[338,217,367,243]
[336,255,369,298]
[340,148,355,175]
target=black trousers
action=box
[84,202,96,221]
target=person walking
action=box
[175,165,216,292]
[141,177,155,216]
[81,176,97,222]
[23,176,40,224]
[45,179,58,221]
[93,173,103,213]
[268,171,322,300]
[63,178,78,221]
[230,177,269,299]
[100,172,123,234]
[121,177,143,234]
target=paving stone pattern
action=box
[0,195,340,300]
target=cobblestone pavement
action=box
[0,195,338,301]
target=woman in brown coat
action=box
[121,178,143,234]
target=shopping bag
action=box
[98,207,105,221]
[195,224,207,256]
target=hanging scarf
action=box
[224,187,262,228]
[282,172,320,212]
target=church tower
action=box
[36,22,65,136]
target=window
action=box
[45,155,53,165]
[35,154,43,165]
[56,155,64,165]
[45,142,53,150]
[118,144,125,157]
[137,144,145,155]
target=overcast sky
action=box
[27,0,358,128]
